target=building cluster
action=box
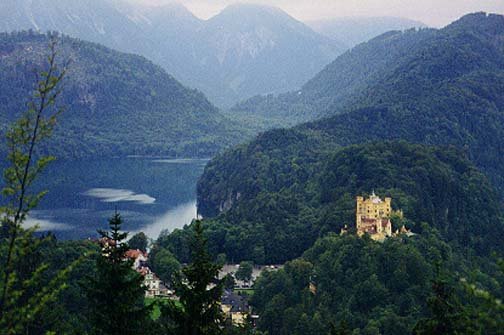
[124,249,274,326]
[101,242,284,326]
[218,264,281,325]
[124,249,173,298]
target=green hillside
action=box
[251,231,504,334]
[192,140,504,333]
[195,141,503,263]
[157,13,504,332]
[231,12,504,127]
[0,31,249,159]
[220,13,504,197]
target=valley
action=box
[0,3,503,334]
[0,1,348,107]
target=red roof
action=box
[125,249,147,259]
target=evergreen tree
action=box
[413,272,474,335]
[85,212,151,335]
[160,220,224,335]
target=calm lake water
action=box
[19,157,208,240]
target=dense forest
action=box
[22,221,504,334]
[0,31,250,159]
[251,232,503,334]
[155,142,504,333]
[193,142,504,263]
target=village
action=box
[123,248,281,326]
[122,192,411,326]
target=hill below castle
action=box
[195,141,503,263]
[226,13,504,195]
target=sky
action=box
[132,0,504,27]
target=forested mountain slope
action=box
[0,32,246,158]
[194,142,504,264]
[251,230,503,334]
[307,16,426,47]
[222,13,504,195]
[232,12,504,126]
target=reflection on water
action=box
[24,157,207,240]
[83,188,156,205]
[131,201,197,238]
[25,213,71,231]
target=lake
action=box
[19,157,208,240]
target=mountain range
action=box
[0,0,348,107]
[0,31,247,158]
[0,1,428,109]
[232,12,504,128]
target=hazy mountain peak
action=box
[217,3,288,17]
[208,2,306,30]
[140,1,202,28]
[143,1,199,18]
[0,0,345,107]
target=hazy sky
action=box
[132,0,504,27]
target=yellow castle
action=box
[356,192,393,241]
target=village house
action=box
[221,290,251,326]
[125,249,171,298]
[124,249,148,269]
[138,266,172,298]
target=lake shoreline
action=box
[23,157,207,241]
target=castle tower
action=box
[355,192,393,241]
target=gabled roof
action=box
[222,290,249,313]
